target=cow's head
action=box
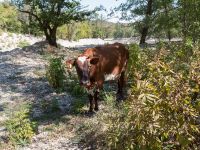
[66,55,99,88]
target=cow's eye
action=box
[88,63,92,71]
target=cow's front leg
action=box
[117,71,125,101]
[94,90,100,111]
[88,94,94,112]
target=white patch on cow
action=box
[78,56,87,64]
[104,74,120,81]
[122,61,127,72]
[69,64,72,69]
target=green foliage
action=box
[57,22,78,41]
[57,20,134,41]
[70,98,87,114]
[18,40,30,48]
[57,21,92,41]
[57,25,69,40]
[6,108,37,146]
[116,0,200,43]
[66,75,86,97]
[46,57,65,89]
[105,43,200,150]
[12,0,93,46]
[0,1,21,32]
[127,43,142,73]
[113,23,134,38]
[178,0,200,42]
[103,92,116,107]
[65,73,87,113]
[76,21,92,40]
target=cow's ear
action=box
[66,59,75,69]
[90,57,99,65]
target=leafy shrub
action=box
[127,43,153,81]
[46,57,65,89]
[66,75,87,113]
[127,44,142,73]
[6,109,37,146]
[18,40,30,48]
[105,43,200,150]
[103,92,116,107]
[70,98,87,114]
[66,75,86,96]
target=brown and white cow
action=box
[66,42,129,112]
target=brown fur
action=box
[66,43,129,112]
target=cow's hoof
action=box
[94,107,99,111]
[86,110,95,116]
[116,95,124,102]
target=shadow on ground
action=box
[0,41,127,149]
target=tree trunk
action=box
[44,27,58,47]
[167,30,171,41]
[140,27,148,45]
[163,0,172,41]
[182,0,187,41]
[139,0,153,45]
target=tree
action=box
[116,0,156,45]
[178,0,200,42]
[76,21,92,40]
[151,0,180,41]
[12,0,93,47]
[139,0,153,45]
[113,22,124,38]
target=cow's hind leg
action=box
[94,90,99,111]
[117,71,125,101]
[88,94,94,112]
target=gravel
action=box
[0,36,79,149]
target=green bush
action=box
[66,75,87,113]
[0,2,22,33]
[18,40,30,48]
[6,109,37,146]
[105,43,200,150]
[70,98,87,114]
[46,57,65,89]
[128,43,141,72]
[66,75,86,96]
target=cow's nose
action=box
[81,80,90,85]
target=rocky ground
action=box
[0,38,83,149]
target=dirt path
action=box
[0,42,81,150]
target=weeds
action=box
[46,57,65,90]
[65,74,86,96]
[105,42,200,150]
[5,107,38,146]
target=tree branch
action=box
[19,10,42,25]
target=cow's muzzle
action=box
[80,80,91,87]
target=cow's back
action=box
[94,43,129,79]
